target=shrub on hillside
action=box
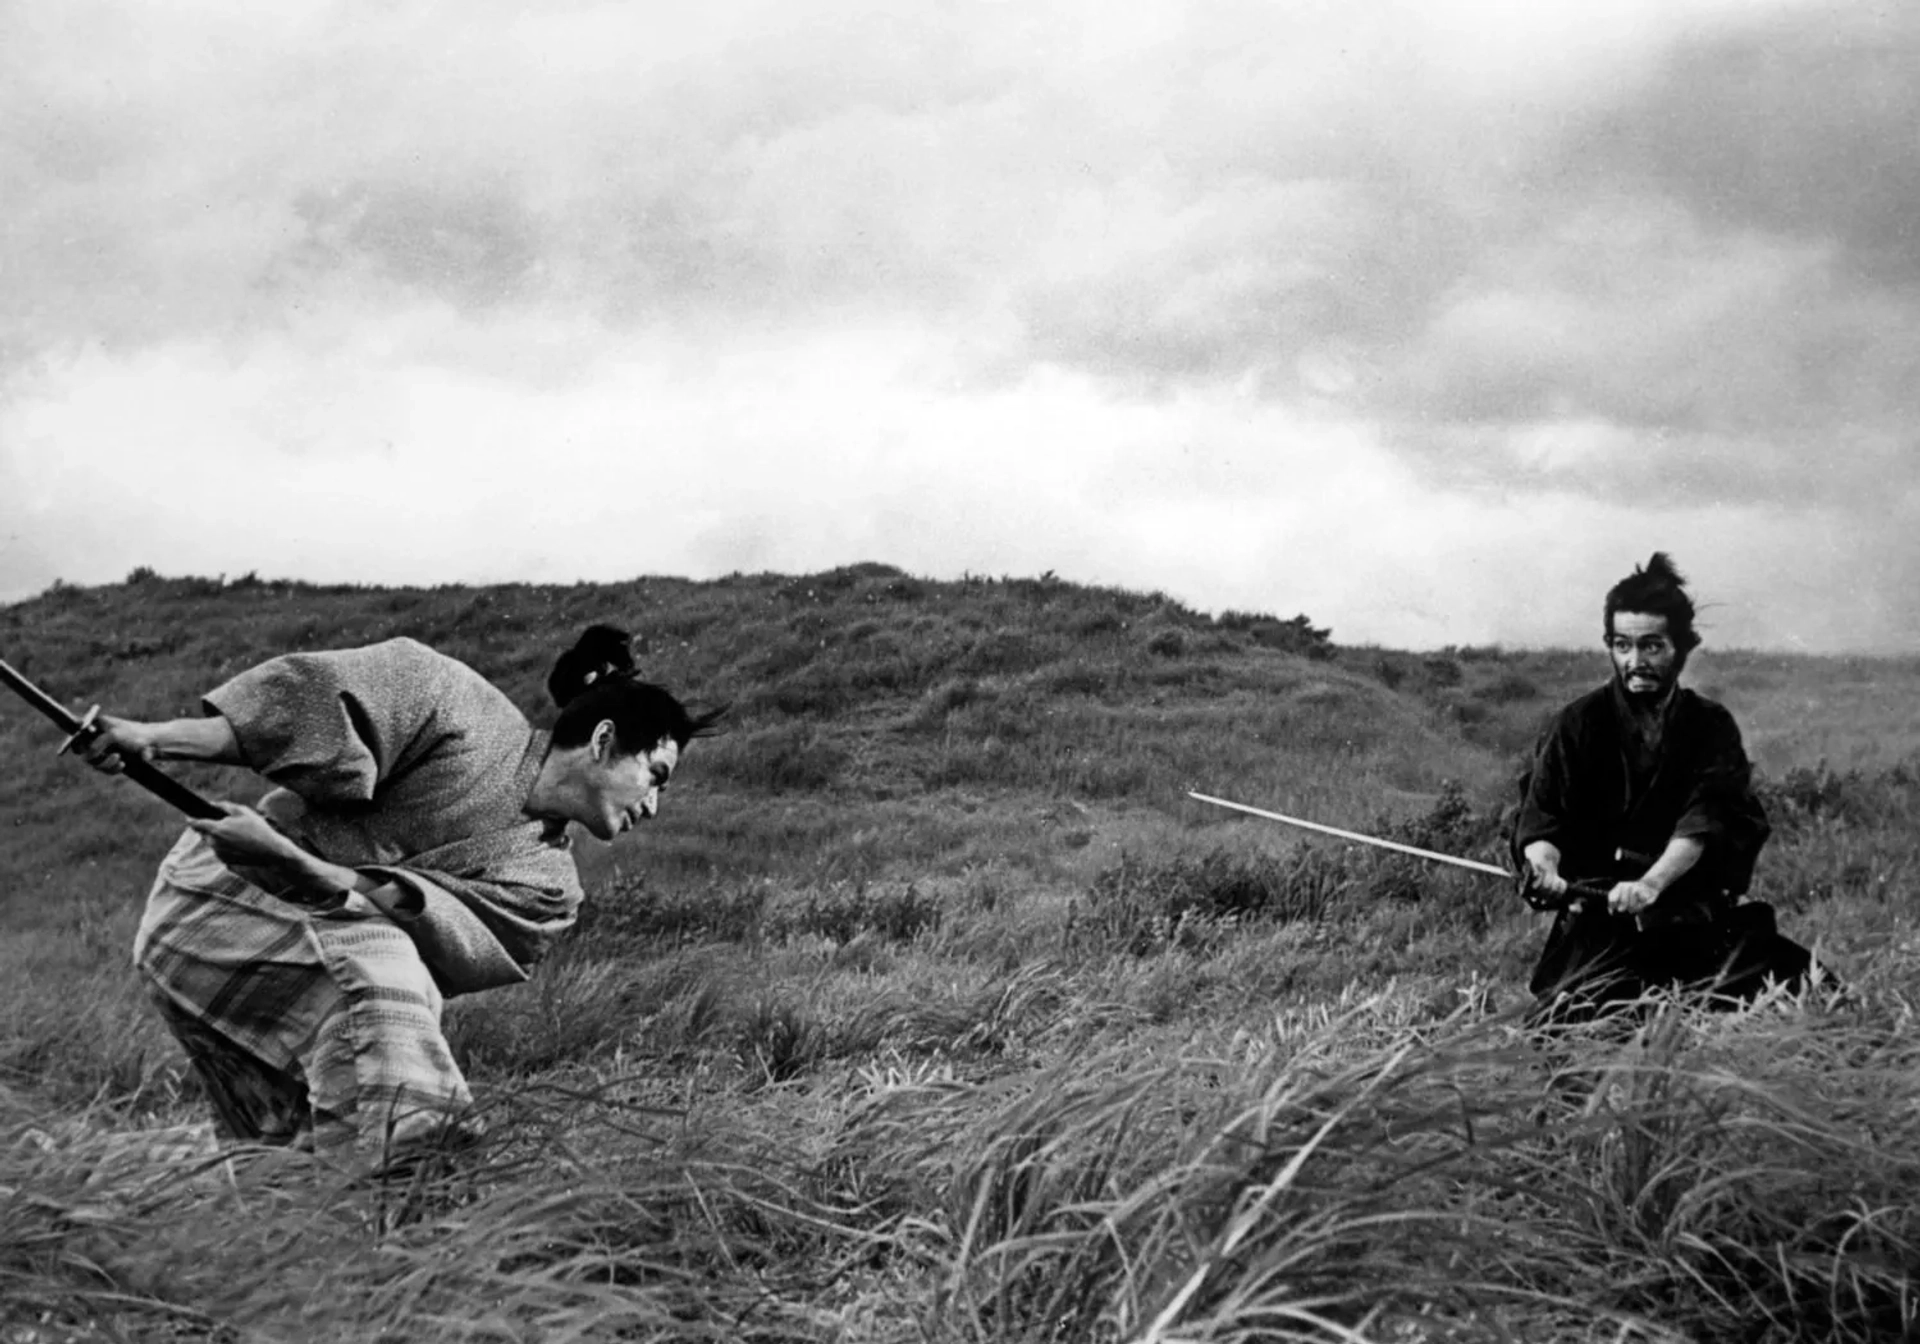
[1757,759,1920,831]
[1450,698,1491,729]
[1144,628,1186,658]
[1217,611,1336,660]
[1324,781,1514,911]
[1376,778,1503,860]
[111,633,187,662]
[813,561,906,590]
[1753,760,1920,912]
[1075,848,1344,955]
[1478,671,1541,703]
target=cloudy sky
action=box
[3,0,1916,651]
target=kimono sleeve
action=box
[360,843,585,997]
[1509,709,1581,867]
[202,639,447,806]
[1673,704,1771,894]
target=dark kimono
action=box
[1510,681,1783,1019]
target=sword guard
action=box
[1518,871,1561,912]
[58,705,102,756]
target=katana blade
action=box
[1187,790,1514,879]
[0,655,224,820]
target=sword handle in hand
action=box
[76,724,227,821]
[1518,844,1660,913]
[1518,873,1616,913]
[0,657,225,821]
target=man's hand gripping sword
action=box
[1187,791,1613,913]
[0,656,224,820]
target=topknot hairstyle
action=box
[547,624,636,708]
[1604,551,1700,655]
[546,623,725,754]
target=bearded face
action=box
[1607,610,1682,701]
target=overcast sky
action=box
[4,0,1916,651]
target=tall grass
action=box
[5,568,1918,1341]
[10,987,1913,1341]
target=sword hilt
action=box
[1518,873,1615,912]
[58,704,103,756]
[102,743,228,822]
[1,658,225,821]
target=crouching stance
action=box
[1511,554,1809,1023]
[86,626,714,1171]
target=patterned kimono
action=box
[134,638,583,1169]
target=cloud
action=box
[1385,196,1920,509]
[3,0,1917,652]
[2,0,1801,362]
[1571,5,1920,283]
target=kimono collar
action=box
[517,729,572,848]
[1608,677,1680,740]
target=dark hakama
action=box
[1510,682,1803,1020]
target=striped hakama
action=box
[132,639,585,1172]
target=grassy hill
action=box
[3,566,1918,1342]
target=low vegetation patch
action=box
[1074,847,1345,954]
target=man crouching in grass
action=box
[84,625,718,1176]
[1510,553,1807,1026]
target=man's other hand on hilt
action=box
[1522,840,1568,898]
[189,802,301,872]
[190,800,394,914]
[1607,879,1660,917]
[186,802,321,899]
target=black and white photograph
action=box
[3,2,1914,1340]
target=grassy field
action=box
[3,565,1917,1342]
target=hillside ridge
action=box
[5,563,1918,924]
